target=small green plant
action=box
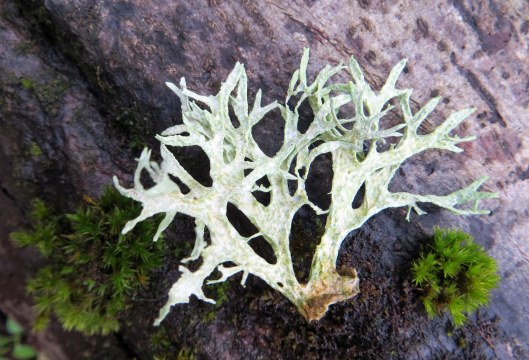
[150,326,195,360]
[11,187,165,335]
[0,318,37,360]
[201,281,230,323]
[411,228,500,326]
[153,349,196,360]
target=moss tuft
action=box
[20,78,33,90]
[28,142,43,157]
[11,187,166,335]
[411,228,500,326]
[201,281,230,323]
[150,327,197,360]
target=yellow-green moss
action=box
[411,228,500,326]
[11,187,166,335]
[20,77,33,90]
[151,327,196,360]
[201,281,230,323]
[28,142,43,157]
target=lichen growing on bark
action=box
[114,49,496,324]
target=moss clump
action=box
[201,281,230,323]
[150,327,172,353]
[153,349,195,360]
[28,142,43,157]
[33,79,70,116]
[11,187,165,335]
[411,228,500,326]
[20,78,33,90]
[150,327,196,360]
[18,75,70,116]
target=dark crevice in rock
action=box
[450,53,507,127]
[451,0,510,55]
[519,166,529,181]
[0,182,17,203]
[450,0,482,38]
[114,331,141,360]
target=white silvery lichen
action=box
[114,49,497,324]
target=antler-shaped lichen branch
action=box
[115,48,497,324]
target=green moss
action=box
[33,79,70,116]
[153,349,195,360]
[28,142,43,157]
[150,327,172,351]
[11,187,166,335]
[150,327,197,360]
[176,348,196,360]
[17,75,70,116]
[411,228,500,326]
[201,281,230,323]
[20,78,33,90]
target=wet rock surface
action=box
[1,0,528,359]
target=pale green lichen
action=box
[114,49,497,324]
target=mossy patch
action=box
[18,75,70,116]
[11,187,166,335]
[150,326,196,360]
[153,349,196,360]
[28,142,43,157]
[20,78,33,90]
[411,228,500,326]
[201,280,230,323]
[33,78,70,116]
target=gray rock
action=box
[1,0,527,359]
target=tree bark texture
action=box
[1,0,528,359]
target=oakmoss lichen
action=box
[115,48,496,324]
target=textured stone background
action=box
[1,0,528,359]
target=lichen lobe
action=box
[115,48,496,325]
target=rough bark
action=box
[1,0,528,359]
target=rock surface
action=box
[1,0,528,359]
